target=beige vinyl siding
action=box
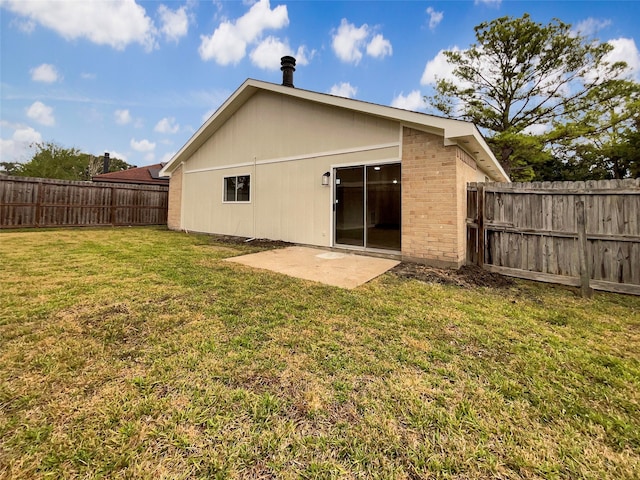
[180,90,401,244]
[182,166,254,237]
[253,158,329,245]
[182,147,401,245]
[184,90,399,173]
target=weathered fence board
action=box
[0,176,168,228]
[467,179,640,296]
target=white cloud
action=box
[0,123,42,162]
[0,138,19,162]
[154,117,180,134]
[2,0,158,51]
[107,150,129,163]
[421,47,463,86]
[332,19,369,64]
[13,125,43,144]
[366,34,392,59]
[581,37,640,83]
[10,17,36,34]
[523,123,551,135]
[249,36,313,70]
[199,22,245,65]
[81,72,96,80]
[26,101,55,126]
[606,37,640,81]
[293,45,314,66]
[130,138,156,152]
[250,36,290,69]
[426,7,443,30]
[158,4,189,42]
[332,19,392,64]
[199,0,289,65]
[114,109,132,125]
[391,90,425,111]
[474,0,502,6]
[30,63,60,83]
[235,0,288,40]
[574,18,612,36]
[329,82,357,98]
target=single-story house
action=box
[93,163,169,187]
[160,57,508,267]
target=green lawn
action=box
[1,227,639,479]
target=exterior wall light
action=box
[322,171,330,186]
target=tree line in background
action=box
[0,142,135,180]
[427,14,640,182]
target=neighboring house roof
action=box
[92,163,169,186]
[160,79,509,182]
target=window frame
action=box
[222,174,251,203]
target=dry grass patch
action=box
[1,227,639,479]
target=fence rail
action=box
[0,176,168,228]
[467,179,640,296]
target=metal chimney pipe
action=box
[280,56,296,87]
[103,152,110,174]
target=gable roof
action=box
[160,79,509,182]
[92,163,169,186]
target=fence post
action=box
[34,179,44,227]
[576,199,592,298]
[477,183,485,267]
[110,186,116,226]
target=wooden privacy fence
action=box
[467,179,640,296]
[0,176,168,228]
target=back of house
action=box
[160,57,508,268]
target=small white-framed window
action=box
[223,175,251,202]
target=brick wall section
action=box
[401,127,473,268]
[167,163,183,230]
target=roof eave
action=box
[160,79,510,182]
[445,131,510,182]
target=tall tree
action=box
[17,142,91,180]
[621,115,640,178]
[426,14,631,180]
[13,142,135,180]
[554,86,640,179]
[0,162,22,175]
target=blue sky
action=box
[1,0,639,166]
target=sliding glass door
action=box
[334,163,401,251]
[365,163,401,250]
[334,166,364,246]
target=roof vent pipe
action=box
[103,152,110,174]
[280,56,296,87]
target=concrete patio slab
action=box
[224,246,400,289]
